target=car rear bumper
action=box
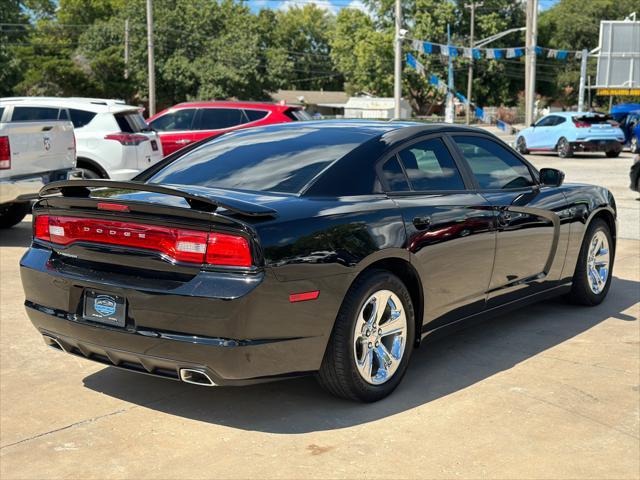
[0,169,71,205]
[569,140,624,152]
[20,245,347,386]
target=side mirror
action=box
[539,168,565,187]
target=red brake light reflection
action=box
[33,215,252,267]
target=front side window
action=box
[397,138,465,191]
[197,108,245,130]
[150,109,196,131]
[535,116,555,127]
[454,136,535,190]
[11,106,60,122]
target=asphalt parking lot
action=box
[1,150,638,479]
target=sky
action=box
[246,0,560,15]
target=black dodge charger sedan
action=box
[21,121,617,402]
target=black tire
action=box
[567,218,614,306]
[516,136,529,155]
[318,269,415,402]
[605,150,621,158]
[630,136,639,154]
[78,167,101,179]
[557,137,573,158]
[0,203,31,229]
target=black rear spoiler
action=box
[39,180,278,218]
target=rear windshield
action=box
[115,111,150,132]
[573,114,616,125]
[147,125,367,194]
[284,109,312,121]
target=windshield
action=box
[147,124,369,194]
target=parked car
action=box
[0,105,75,228]
[22,121,617,402]
[0,98,163,180]
[147,101,311,155]
[630,154,640,193]
[516,112,625,158]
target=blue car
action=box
[616,110,640,153]
[516,112,626,158]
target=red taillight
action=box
[573,121,590,128]
[0,136,11,169]
[104,133,149,146]
[33,215,252,267]
[205,233,252,267]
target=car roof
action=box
[0,97,141,114]
[168,101,298,110]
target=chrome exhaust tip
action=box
[179,368,216,386]
[42,334,65,352]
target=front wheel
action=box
[567,218,614,306]
[318,270,415,402]
[557,137,573,158]
[605,150,621,158]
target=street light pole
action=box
[465,2,483,125]
[393,0,402,119]
[146,0,156,116]
[577,49,589,112]
[445,24,454,124]
[525,0,538,125]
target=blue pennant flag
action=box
[514,48,524,58]
[455,92,468,104]
[473,48,482,59]
[535,46,543,56]
[406,53,417,69]
[557,50,568,60]
[423,42,432,54]
[475,107,484,120]
[449,46,458,57]
[429,74,440,86]
[497,120,511,132]
[494,49,504,59]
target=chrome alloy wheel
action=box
[587,231,610,294]
[353,290,407,385]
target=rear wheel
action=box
[630,135,639,154]
[0,203,31,229]
[567,218,613,306]
[605,150,620,158]
[318,270,415,402]
[78,167,101,179]
[557,137,573,158]
[516,136,529,155]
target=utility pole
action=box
[577,48,588,112]
[525,0,538,125]
[465,2,483,125]
[393,0,402,119]
[445,24,454,124]
[146,0,156,116]
[124,18,129,80]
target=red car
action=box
[147,101,311,155]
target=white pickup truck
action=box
[0,106,76,228]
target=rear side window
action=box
[454,136,534,190]
[147,125,365,194]
[150,109,196,131]
[381,157,410,192]
[69,109,97,128]
[397,138,465,191]
[115,111,149,133]
[11,106,60,122]
[197,108,245,130]
[244,109,269,122]
[284,109,312,121]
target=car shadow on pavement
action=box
[0,217,33,248]
[83,275,639,434]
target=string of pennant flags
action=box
[410,39,584,62]
[406,53,516,134]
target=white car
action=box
[0,98,164,179]
[0,106,75,228]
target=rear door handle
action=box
[412,216,431,230]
